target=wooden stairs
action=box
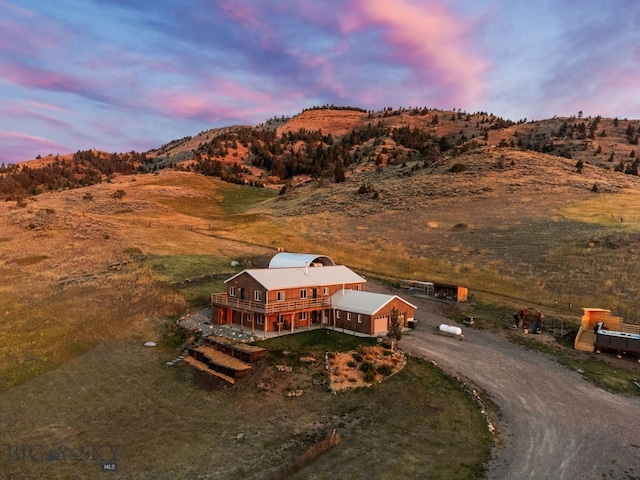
[574,329,596,352]
[185,336,267,385]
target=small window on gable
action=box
[254,290,261,301]
[357,314,362,323]
[229,286,236,297]
[347,312,352,321]
[277,291,285,301]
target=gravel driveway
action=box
[392,291,640,480]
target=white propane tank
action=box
[439,324,462,336]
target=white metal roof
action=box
[226,265,365,290]
[268,252,336,269]
[330,289,417,315]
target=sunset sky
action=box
[2,0,639,163]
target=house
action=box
[210,253,417,337]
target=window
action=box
[277,291,285,301]
[323,287,328,295]
[347,312,352,321]
[336,311,340,319]
[300,289,307,299]
[357,314,362,323]
[299,312,307,320]
[254,290,261,301]
[356,285,362,291]
[229,286,236,297]
[256,315,264,325]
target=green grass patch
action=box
[262,329,377,354]
[217,183,276,214]
[145,254,235,284]
[509,335,640,396]
[150,178,275,222]
[557,355,640,394]
[0,337,491,479]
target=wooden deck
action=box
[184,356,236,384]
[194,346,252,372]
[185,342,260,385]
[204,336,268,363]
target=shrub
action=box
[360,361,376,382]
[449,163,467,173]
[377,364,393,376]
[347,360,357,368]
[360,361,375,374]
[351,352,363,363]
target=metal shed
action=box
[268,252,336,269]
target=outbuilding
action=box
[330,289,417,336]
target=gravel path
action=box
[397,293,640,480]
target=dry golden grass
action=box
[277,109,368,137]
[5,150,638,478]
[0,170,276,390]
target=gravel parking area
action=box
[396,291,640,480]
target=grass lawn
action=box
[0,331,491,480]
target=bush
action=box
[360,361,376,382]
[449,163,467,173]
[351,352,363,363]
[347,360,357,368]
[377,364,393,376]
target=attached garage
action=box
[331,290,417,336]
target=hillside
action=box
[5,106,640,200]
[3,106,640,479]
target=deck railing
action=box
[211,293,331,314]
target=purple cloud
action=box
[2,0,640,164]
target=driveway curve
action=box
[394,295,640,480]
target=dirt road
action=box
[396,295,640,480]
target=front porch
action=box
[179,308,380,342]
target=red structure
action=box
[211,256,416,337]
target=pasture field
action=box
[1,168,639,478]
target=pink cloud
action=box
[349,0,489,106]
[0,0,35,19]
[145,75,304,123]
[0,63,112,104]
[0,63,81,91]
[0,130,52,143]
[218,0,264,31]
[23,100,70,113]
[2,103,70,129]
[0,129,69,163]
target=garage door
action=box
[374,316,388,334]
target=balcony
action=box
[211,293,331,314]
